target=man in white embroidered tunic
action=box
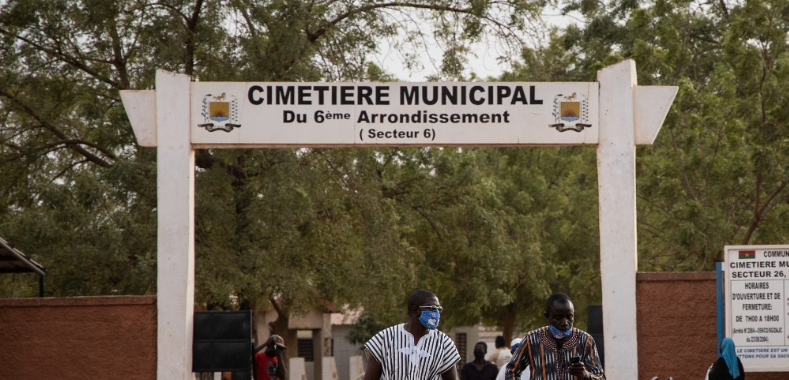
[363,289,461,380]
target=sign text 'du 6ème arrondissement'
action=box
[190,82,599,146]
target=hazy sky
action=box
[372,5,582,82]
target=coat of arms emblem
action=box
[549,92,592,132]
[198,92,241,132]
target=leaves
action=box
[6,0,788,346]
[1,1,555,335]
[549,0,789,271]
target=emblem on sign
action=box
[198,92,241,132]
[549,92,591,132]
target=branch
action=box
[314,149,352,192]
[43,139,118,158]
[668,122,699,201]
[718,0,729,20]
[0,28,120,88]
[107,16,131,89]
[405,198,445,242]
[0,89,115,167]
[269,296,285,317]
[230,0,258,38]
[50,158,91,183]
[184,0,206,75]
[742,178,789,244]
[307,1,474,43]
[149,0,190,24]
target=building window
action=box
[455,333,467,364]
[298,338,314,362]
[296,330,333,361]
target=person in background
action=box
[460,342,498,380]
[506,293,604,380]
[495,339,529,380]
[254,334,287,380]
[486,335,513,369]
[363,289,461,380]
[707,338,744,380]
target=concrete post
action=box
[313,329,324,380]
[155,70,196,380]
[596,60,639,380]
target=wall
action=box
[448,324,481,364]
[636,272,785,380]
[0,296,156,380]
[331,324,363,380]
[2,274,788,380]
[255,305,332,380]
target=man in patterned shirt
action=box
[363,289,461,380]
[505,293,605,380]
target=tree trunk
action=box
[502,304,518,346]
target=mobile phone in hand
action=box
[571,355,581,364]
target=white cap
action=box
[510,338,522,346]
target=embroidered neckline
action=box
[537,326,579,350]
[398,324,433,366]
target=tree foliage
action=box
[0,0,556,338]
[5,0,786,345]
[515,0,789,274]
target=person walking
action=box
[461,342,498,380]
[707,338,744,380]
[495,339,529,380]
[506,293,605,380]
[486,336,513,369]
[363,289,461,380]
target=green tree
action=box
[524,0,789,273]
[468,0,789,336]
[0,0,557,340]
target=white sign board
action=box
[189,82,598,147]
[725,245,789,371]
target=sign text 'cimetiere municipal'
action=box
[190,82,599,147]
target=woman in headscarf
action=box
[707,338,744,380]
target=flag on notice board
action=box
[738,250,756,259]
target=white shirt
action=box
[365,324,461,380]
[487,348,513,369]
[496,364,530,380]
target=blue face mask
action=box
[419,310,440,330]
[550,325,572,339]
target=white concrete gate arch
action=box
[121,60,677,380]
